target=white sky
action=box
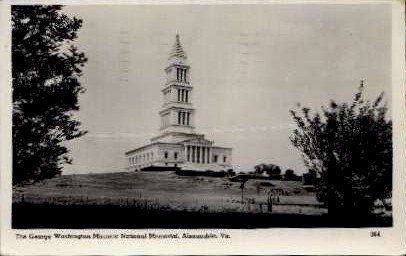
[62,4,391,175]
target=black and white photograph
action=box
[9,2,395,228]
[1,0,405,255]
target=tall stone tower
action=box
[152,34,197,143]
[126,34,233,172]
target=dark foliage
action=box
[302,169,318,185]
[284,169,302,181]
[175,169,228,177]
[12,5,87,185]
[259,181,275,187]
[290,82,392,217]
[254,163,282,176]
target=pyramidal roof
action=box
[169,34,187,60]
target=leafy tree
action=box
[302,169,318,185]
[284,169,301,181]
[12,5,87,185]
[254,163,266,174]
[285,169,295,176]
[264,164,281,176]
[290,82,392,217]
[254,163,281,176]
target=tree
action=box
[290,82,392,217]
[254,163,267,174]
[264,164,281,177]
[302,169,318,185]
[284,169,301,181]
[254,163,281,177]
[12,6,87,185]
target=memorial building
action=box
[125,35,233,172]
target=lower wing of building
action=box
[125,133,232,172]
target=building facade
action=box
[125,35,232,172]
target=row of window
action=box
[164,151,178,160]
[162,150,227,163]
[161,111,191,128]
[178,111,191,125]
[163,88,189,104]
[212,155,227,163]
[129,152,154,165]
[176,68,187,82]
[129,151,228,165]
[177,89,189,103]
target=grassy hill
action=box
[13,171,324,215]
[13,171,393,228]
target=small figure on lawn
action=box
[240,180,246,203]
[267,191,273,213]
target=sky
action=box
[62,4,391,175]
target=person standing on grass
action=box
[267,191,273,212]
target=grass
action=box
[12,171,393,228]
[13,171,325,215]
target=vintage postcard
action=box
[0,0,405,255]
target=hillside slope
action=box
[13,171,324,215]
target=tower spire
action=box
[169,34,187,60]
[157,34,194,135]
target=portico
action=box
[185,144,212,164]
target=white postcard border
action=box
[1,0,405,255]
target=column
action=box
[201,147,205,164]
[185,90,189,102]
[201,147,204,164]
[200,146,204,164]
[185,146,188,162]
[192,146,195,163]
[186,113,190,125]
[182,112,185,125]
[195,146,198,163]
